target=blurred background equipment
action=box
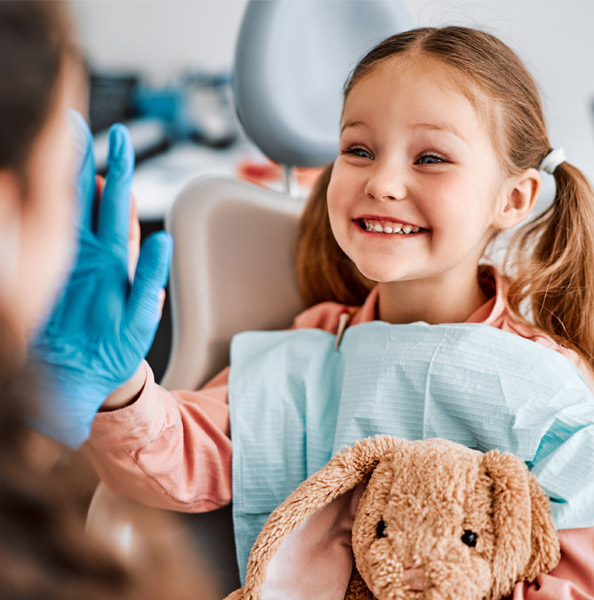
[89,70,240,174]
[71,0,594,195]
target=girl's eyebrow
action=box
[340,120,367,134]
[410,122,466,142]
[340,119,466,143]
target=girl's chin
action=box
[353,267,405,284]
[354,261,428,284]
[348,250,421,285]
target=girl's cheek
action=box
[326,176,341,213]
[328,162,355,198]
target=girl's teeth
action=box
[363,219,420,234]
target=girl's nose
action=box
[364,162,406,201]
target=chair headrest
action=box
[233,0,413,168]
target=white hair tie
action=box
[538,147,566,174]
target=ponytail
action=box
[506,161,594,369]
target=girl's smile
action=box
[355,216,428,236]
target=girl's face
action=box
[328,57,508,288]
[1,59,83,341]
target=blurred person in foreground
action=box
[0,2,217,598]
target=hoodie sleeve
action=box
[84,362,232,511]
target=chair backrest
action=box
[160,175,304,390]
[86,480,241,596]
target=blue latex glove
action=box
[30,111,172,448]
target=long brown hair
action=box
[295,162,372,307]
[295,26,594,370]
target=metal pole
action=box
[282,164,299,198]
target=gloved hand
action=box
[30,111,172,448]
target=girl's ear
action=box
[494,168,541,231]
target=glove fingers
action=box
[97,124,134,251]
[126,231,172,346]
[68,110,96,232]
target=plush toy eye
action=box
[376,519,387,538]
[461,530,478,547]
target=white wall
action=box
[71,0,594,179]
[70,0,248,81]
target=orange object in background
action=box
[237,157,325,194]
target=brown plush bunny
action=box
[226,436,560,600]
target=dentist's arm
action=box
[30,113,171,448]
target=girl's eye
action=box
[416,153,447,165]
[343,147,374,160]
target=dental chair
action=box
[85,1,412,596]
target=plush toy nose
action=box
[402,568,427,591]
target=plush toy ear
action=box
[239,435,404,600]
[482,450,560,600]
[519,472,561,581]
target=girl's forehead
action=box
[342,55,491,132]
[348,55,474,106]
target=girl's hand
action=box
[29,113,172,448]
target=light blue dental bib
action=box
[228,321,594,582]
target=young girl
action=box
[43,26,594,597]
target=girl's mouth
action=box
[355,218,428,235]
